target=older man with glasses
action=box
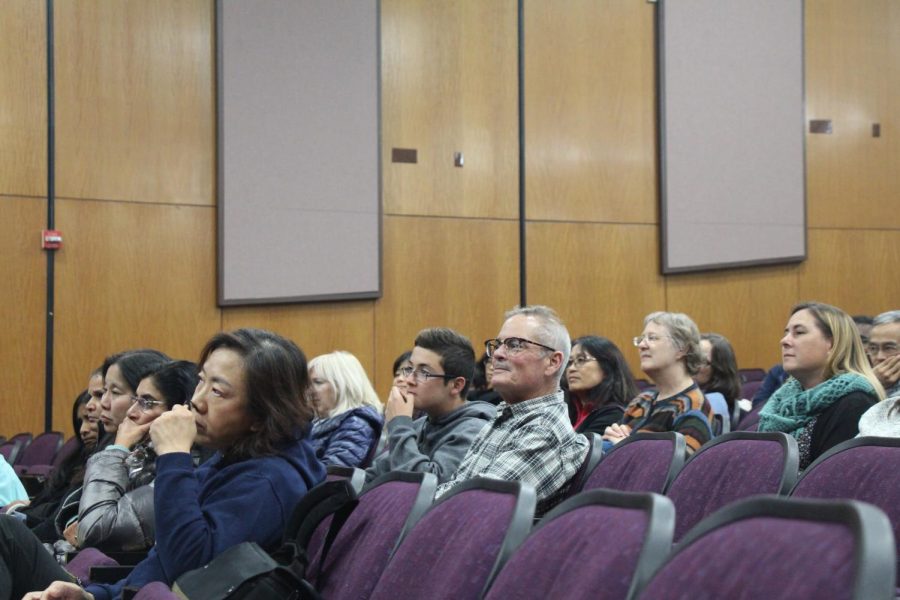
[365,328,495,484]
[867,310,900,398]
[434,306,589,515]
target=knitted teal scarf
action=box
[758,372,875,437]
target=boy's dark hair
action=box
[413,328,476,398]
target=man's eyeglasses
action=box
[484,337,557,357]
[398,366,456,384]
[130,396,165,412]
[632,334,670,346]
[566,355,598,370]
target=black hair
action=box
[102,349,171,394]
[413,328,476,398]
[569,336,639,408]
[700,333,742,408]
[144,360,198,408]
[392,351,412,376]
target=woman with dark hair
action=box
[468,352,501,405]
[98,350,171,437]
[76,361,198,552]
[695,333,744,421]
[7,328,325,600]
[759,302,882,469]
[565,336,638,435]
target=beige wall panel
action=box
[374,216,519,397]
[381,0,518,219]
[0,1,46,198]
[52,200,220,431]
[524,0,657,224]
[222,302,376,378]
[54,0,214,205]
[666,267,799,372]
[525,222,665,376]
[0,198,47,435]
[805,0,899,228]
[798,228,900,316]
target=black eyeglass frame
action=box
[484,337,558,357]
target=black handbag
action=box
[172,541,316,600]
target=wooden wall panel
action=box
[0,1,46,198]
[52,200,220,432]
[798,229,900,316]
[525,222,666,376]
[381,0,518,219]
[523,0,657,224]
[0,198,47,435]
[54,0,214,205]
[373,216,519,397]
[805,0,899,229]
[666,266,799,372]
[222,302,376,378]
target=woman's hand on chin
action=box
[150,404,197,455]
[114,417,152,450]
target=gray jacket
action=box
[77,445,156,551]
[365,400,495,484]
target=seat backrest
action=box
[0,442,20,466]
[740,379,763,403]
[583,432,686,494]
[790,436,900,586]
[485,489,673,600]
[735,398,766,431]
[5,433,32,464]
[312,471,437,599]
[545,433,603,508]
[739,368,767,383]
[16,431,63,468]
[635,496,896,600]
[52,435,80,468]
[369,477,536,600]
[664,431,798,541]
[324,464,366,493]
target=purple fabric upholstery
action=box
[370,488,518,600]
[485,504,650,600]
[736,400,766,431]
[0,443,18,465]
[791,442,900,585]
[24,436,79,477]
[637,516,855,599]
[666,438,791,541]
[740,380,763,403]
[739,368,767,383]
[584,438,678,493]
[133,581,178,600]
[313,479,424,598]
[13,431,63,475]
[66,547,119,584]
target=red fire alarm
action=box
[42,229,63,250]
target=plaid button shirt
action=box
[436,391,589,510]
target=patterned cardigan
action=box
[621,383,714,453]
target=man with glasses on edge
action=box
[365,328,495,484]
[434,306,589,516]
[867,310,900,398]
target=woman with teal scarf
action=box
[759,302,884,469]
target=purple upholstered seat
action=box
[13,431,63,476]
[324,464,366,492]
[664,431,798,542]
[484,489,673,600]
[311,471,437,599]
[790,436,900,587]
[65,547,119,585]
[739,368,767,383]
[24,435,79,478]
[635,496,896,600]
[369,478,536,600]
[133,582,178,600]
[0,442,20,466]
[736,398,766,431]
[583,432,686,494]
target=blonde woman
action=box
[759,302,883,469]
[308,351,384,468]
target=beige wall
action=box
[1,0,898,436]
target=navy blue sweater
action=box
[86,437,325,600]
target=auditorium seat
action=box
[484,489,673,600]
[790,436,900,588]
[664,431,798,541]
[310,471,437,598]
[13,431,63,476]
[583,432,686,494]
[369,478,535,600]
[633,496,896,600]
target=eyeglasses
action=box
[484,337,557,357]
[633,334,671,346]
[398,366,456,384]
[566,355,598,370]
[130,396,166,412]
[867,342,899,356]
